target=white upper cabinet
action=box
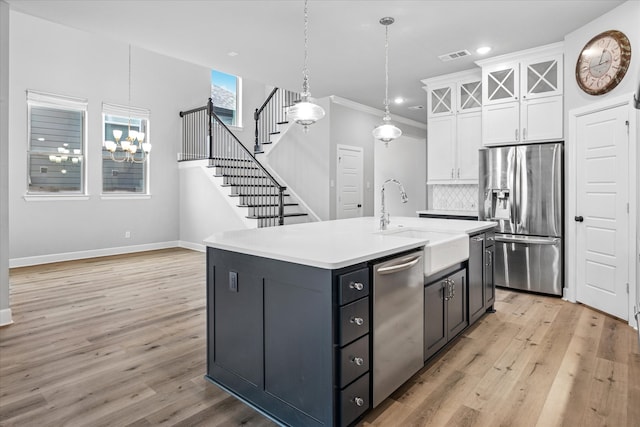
[422,70,483,184]
[477,42,564,146]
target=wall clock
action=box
[575,30,631,96]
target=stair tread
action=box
[221,184,284,188]
[209,165,260,170]
[229,193,291,197]
[269,131,281,135]
[276,121,289,125]
[238,203,298,207]
[247,213,308,219]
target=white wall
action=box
[0,0,11,325]
[374,134,427,218]
[8,11,210,264]
[564,0,640,325]
[268,98,332,220]
[179,163,247,250]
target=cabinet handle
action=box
[353,397,364,407]
[523,128,527,140]
[457,168,460,179]
[350,317,364,326]
[349,282,364,291]
[351,356,364,366]
[451,168,454,179]
[515,129,519,141]
[485,250,492,266]
[442,280,449,301]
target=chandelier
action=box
[104,45,151,163]
[288,0,325,132]
[372,17,402,146]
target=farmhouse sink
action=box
[380,228,469,275]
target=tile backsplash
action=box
[431,184,478,211]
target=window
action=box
[211,69,242,127]
[102,103,150,195]
[27,90,87,194]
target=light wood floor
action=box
[0,248,638,427]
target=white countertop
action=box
[204,216,496,270]
[417,209,479,216]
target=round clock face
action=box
[576,30,631,96]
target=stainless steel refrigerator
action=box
[478,142,563,296]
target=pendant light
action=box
[288,0,325,132]
[372,17,402,146]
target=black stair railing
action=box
[179,98,286,227]
[254,87,299,154]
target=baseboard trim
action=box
[9,241,180,268]
[0,308,13,327]
[178,241,206,253]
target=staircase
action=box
[179,97,309,228]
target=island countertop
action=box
[204,216,496,270]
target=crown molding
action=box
[328,95,426,130]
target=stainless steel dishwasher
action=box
[372,250,424,408]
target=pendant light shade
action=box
[290,0,325,132]
[373,17,402,146]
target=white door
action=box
[337,145,363,219]
[576,104,629,320]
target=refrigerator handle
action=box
[511,147,518,231]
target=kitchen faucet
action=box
[380,179,408,230]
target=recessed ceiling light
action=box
[37,137,45,141]
[394,97,404,104]
[476,46,492,55]
[227,51,239,57]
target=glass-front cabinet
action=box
[476,42,563,146]
[422,69,482,184]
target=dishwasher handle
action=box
[376,254,422,275]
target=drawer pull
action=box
[351,356,364,366]
[353,397,364,407]
[350,317,364,326]
[349,282,364,291]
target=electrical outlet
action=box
[229,271,238,292]
[125,231,131,238]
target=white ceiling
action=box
[7,0,625,123]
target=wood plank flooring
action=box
[1,248,638,426]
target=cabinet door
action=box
[427,115,456,183]
[483,62,519,105]
[485,243,495,308]
[482,103,520,146]
[424,282,447,361]
[456,111,482,182]
[521,54,563,100]
[427,84,455,117]
[457,79,482,113]
[446,269,468,339]
[520,96,563,142]
[468,234,485,325]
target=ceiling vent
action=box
[438,49,471,62]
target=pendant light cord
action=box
[384,23,390,117]
[302,0,310,97]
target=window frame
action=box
[25,90,88,199]
[100,102,151,198]
[211,70,243,130]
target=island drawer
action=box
[339,297,370,346]
[340,372,370,426]
[338,268,370,305]
[339,334,369,388]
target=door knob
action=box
[574,216,584,222]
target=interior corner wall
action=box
[8,11,210,263]
[1,0,11,324]
[329,101,427,219]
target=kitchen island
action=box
[204,217,495,427]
